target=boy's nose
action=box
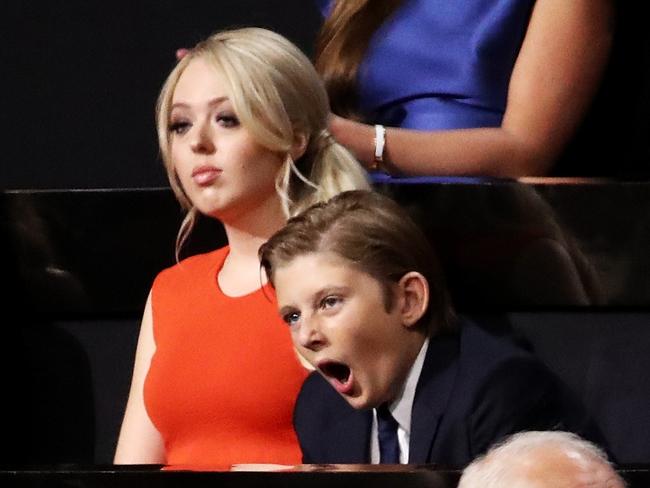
[296,318,326,352]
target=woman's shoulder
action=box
[153,246,228,288]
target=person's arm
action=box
[114,292,166,464]
[329,0,614,177]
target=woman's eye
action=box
[283,311,301,326]
[169,120,191,135]
[216,113,239,128]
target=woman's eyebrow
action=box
[171,96,229,111]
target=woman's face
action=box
[168,57,285,223]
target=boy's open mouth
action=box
[318,360,353,394]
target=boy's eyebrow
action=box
[277,285,350,315]
[311,286,350,307]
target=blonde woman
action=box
[114,27,369,467]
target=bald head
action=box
[458,431,625,488]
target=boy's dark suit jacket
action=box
[294,320,594,467]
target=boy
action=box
[259,190,594,467]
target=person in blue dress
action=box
[315,0,614,177]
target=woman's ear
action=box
[290,131,308,161]
[397,272,429,328]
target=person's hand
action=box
[326,113,348,144]
[327,113,376,168]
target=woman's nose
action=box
[190,121,216,154]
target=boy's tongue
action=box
[320,360,353,394]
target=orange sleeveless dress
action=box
[144,247,307,468]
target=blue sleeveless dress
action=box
[317,0,535,130]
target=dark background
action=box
[1,0,649,189]
[1,1,322,190]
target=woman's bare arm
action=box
[114,292,165,464]
[329,0,614,177]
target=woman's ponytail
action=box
[278,130,370,217]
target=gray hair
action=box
[458,431,625,488]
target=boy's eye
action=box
[169,120,191,135]
[320,296,342,309]
[216,112,239,128]
[283,311,301,326]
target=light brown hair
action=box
[259,189,456,334]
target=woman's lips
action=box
[318,360,354,395]
[191,165,221,186]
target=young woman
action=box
[114,27,369,467]
[314,0,614,177]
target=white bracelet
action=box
[373,124,386,166]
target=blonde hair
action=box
[155,27,369,258]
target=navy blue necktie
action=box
[377,404,400,464]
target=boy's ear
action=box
[290,130,308,161]
[397,272,429,328]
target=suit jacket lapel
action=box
[409,332,460,463]
[325,401,372,463]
